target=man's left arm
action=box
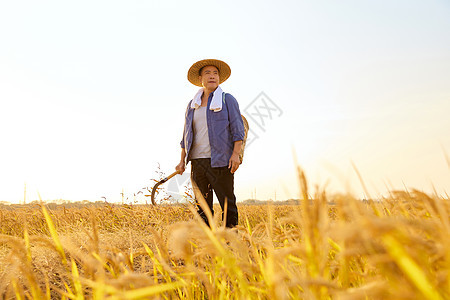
[225,94,245,173]
[228,140,243,173]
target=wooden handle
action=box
[166,170,181,181]
[150,170,181,205]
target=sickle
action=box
[149,171,180,205]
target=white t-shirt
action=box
[190,105,211,159]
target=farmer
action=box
[175,59,246,228]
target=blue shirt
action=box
[180,92,245,167]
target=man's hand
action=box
[228,153,241,174]
[228,140,243,174]
[175,161,186,175]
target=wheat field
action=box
[0,172,449,299]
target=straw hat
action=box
[187,59,231,87]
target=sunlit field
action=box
[1,171,449,299]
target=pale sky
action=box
[1,0,449,203]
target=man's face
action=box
[199,65,220,90]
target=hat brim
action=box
[187,59,231,87]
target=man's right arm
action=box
[176,148,186,174]
[176,101,191,175]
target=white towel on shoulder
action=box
[190,86,223,112]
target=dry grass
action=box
[0,178,449,299]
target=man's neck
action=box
[201,87,217,105]
[204,87,216,96]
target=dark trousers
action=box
[190,158,238,228]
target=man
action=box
[175,59,245,228]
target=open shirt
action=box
[180,92,245,168]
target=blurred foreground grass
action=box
[0,187,449,299]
